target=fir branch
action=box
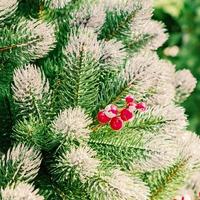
[97,72,138,110]
[146,159,189,200]
[52,146,100,183]
[90,129,176,172]
[97,50,176,111]
[53,28,101,113]
[86,169,150,200]
[69,0,106,30]
[0,144,41,188]
[0,20,56,66]
[99,10,136,41]
[12,64,52,119]
[0,38,40,52]
[52,107,92,142]
[13,117,58,151]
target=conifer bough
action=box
[0,0,199,199]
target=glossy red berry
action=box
[97,111,110,124]
[125,95,135,104]
[104,104,118,118]
[110,117,123,131]
[136,102,147,112]
[120,108,134,121]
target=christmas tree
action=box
[0,0,199,199]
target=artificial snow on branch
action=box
[52,107,92,141]
[150,104,188,134]
[65,28,101,60]
[101,40,126,67]
[123,50,175,105]
[131,0,153,27]
[0,0,18,20]
[106,169,150,200]
[22,20,56,58]
[70,1,106,30]
[143,21,168,50]
[12,65,49,104]
[49,0,71,9]
[131,134,178,172]
[0,20,56,66]
[0,144,41,187]
[103,0,140,12]
[54,146,100,182]
[175,69,197,102]
[1,182,44,200]
[176,131,200,170]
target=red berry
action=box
[125,95,135,104]
[110,117,123,131]
[136,102,147,112]
[97,111,110,124]
[120,109,134,121]
[128,102,137,112]
[104,104,118,118]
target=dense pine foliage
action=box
[0,0,199,199]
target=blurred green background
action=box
[154,0,200,134]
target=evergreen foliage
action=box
[0,0,199,199]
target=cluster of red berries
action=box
[97,95,147,131]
